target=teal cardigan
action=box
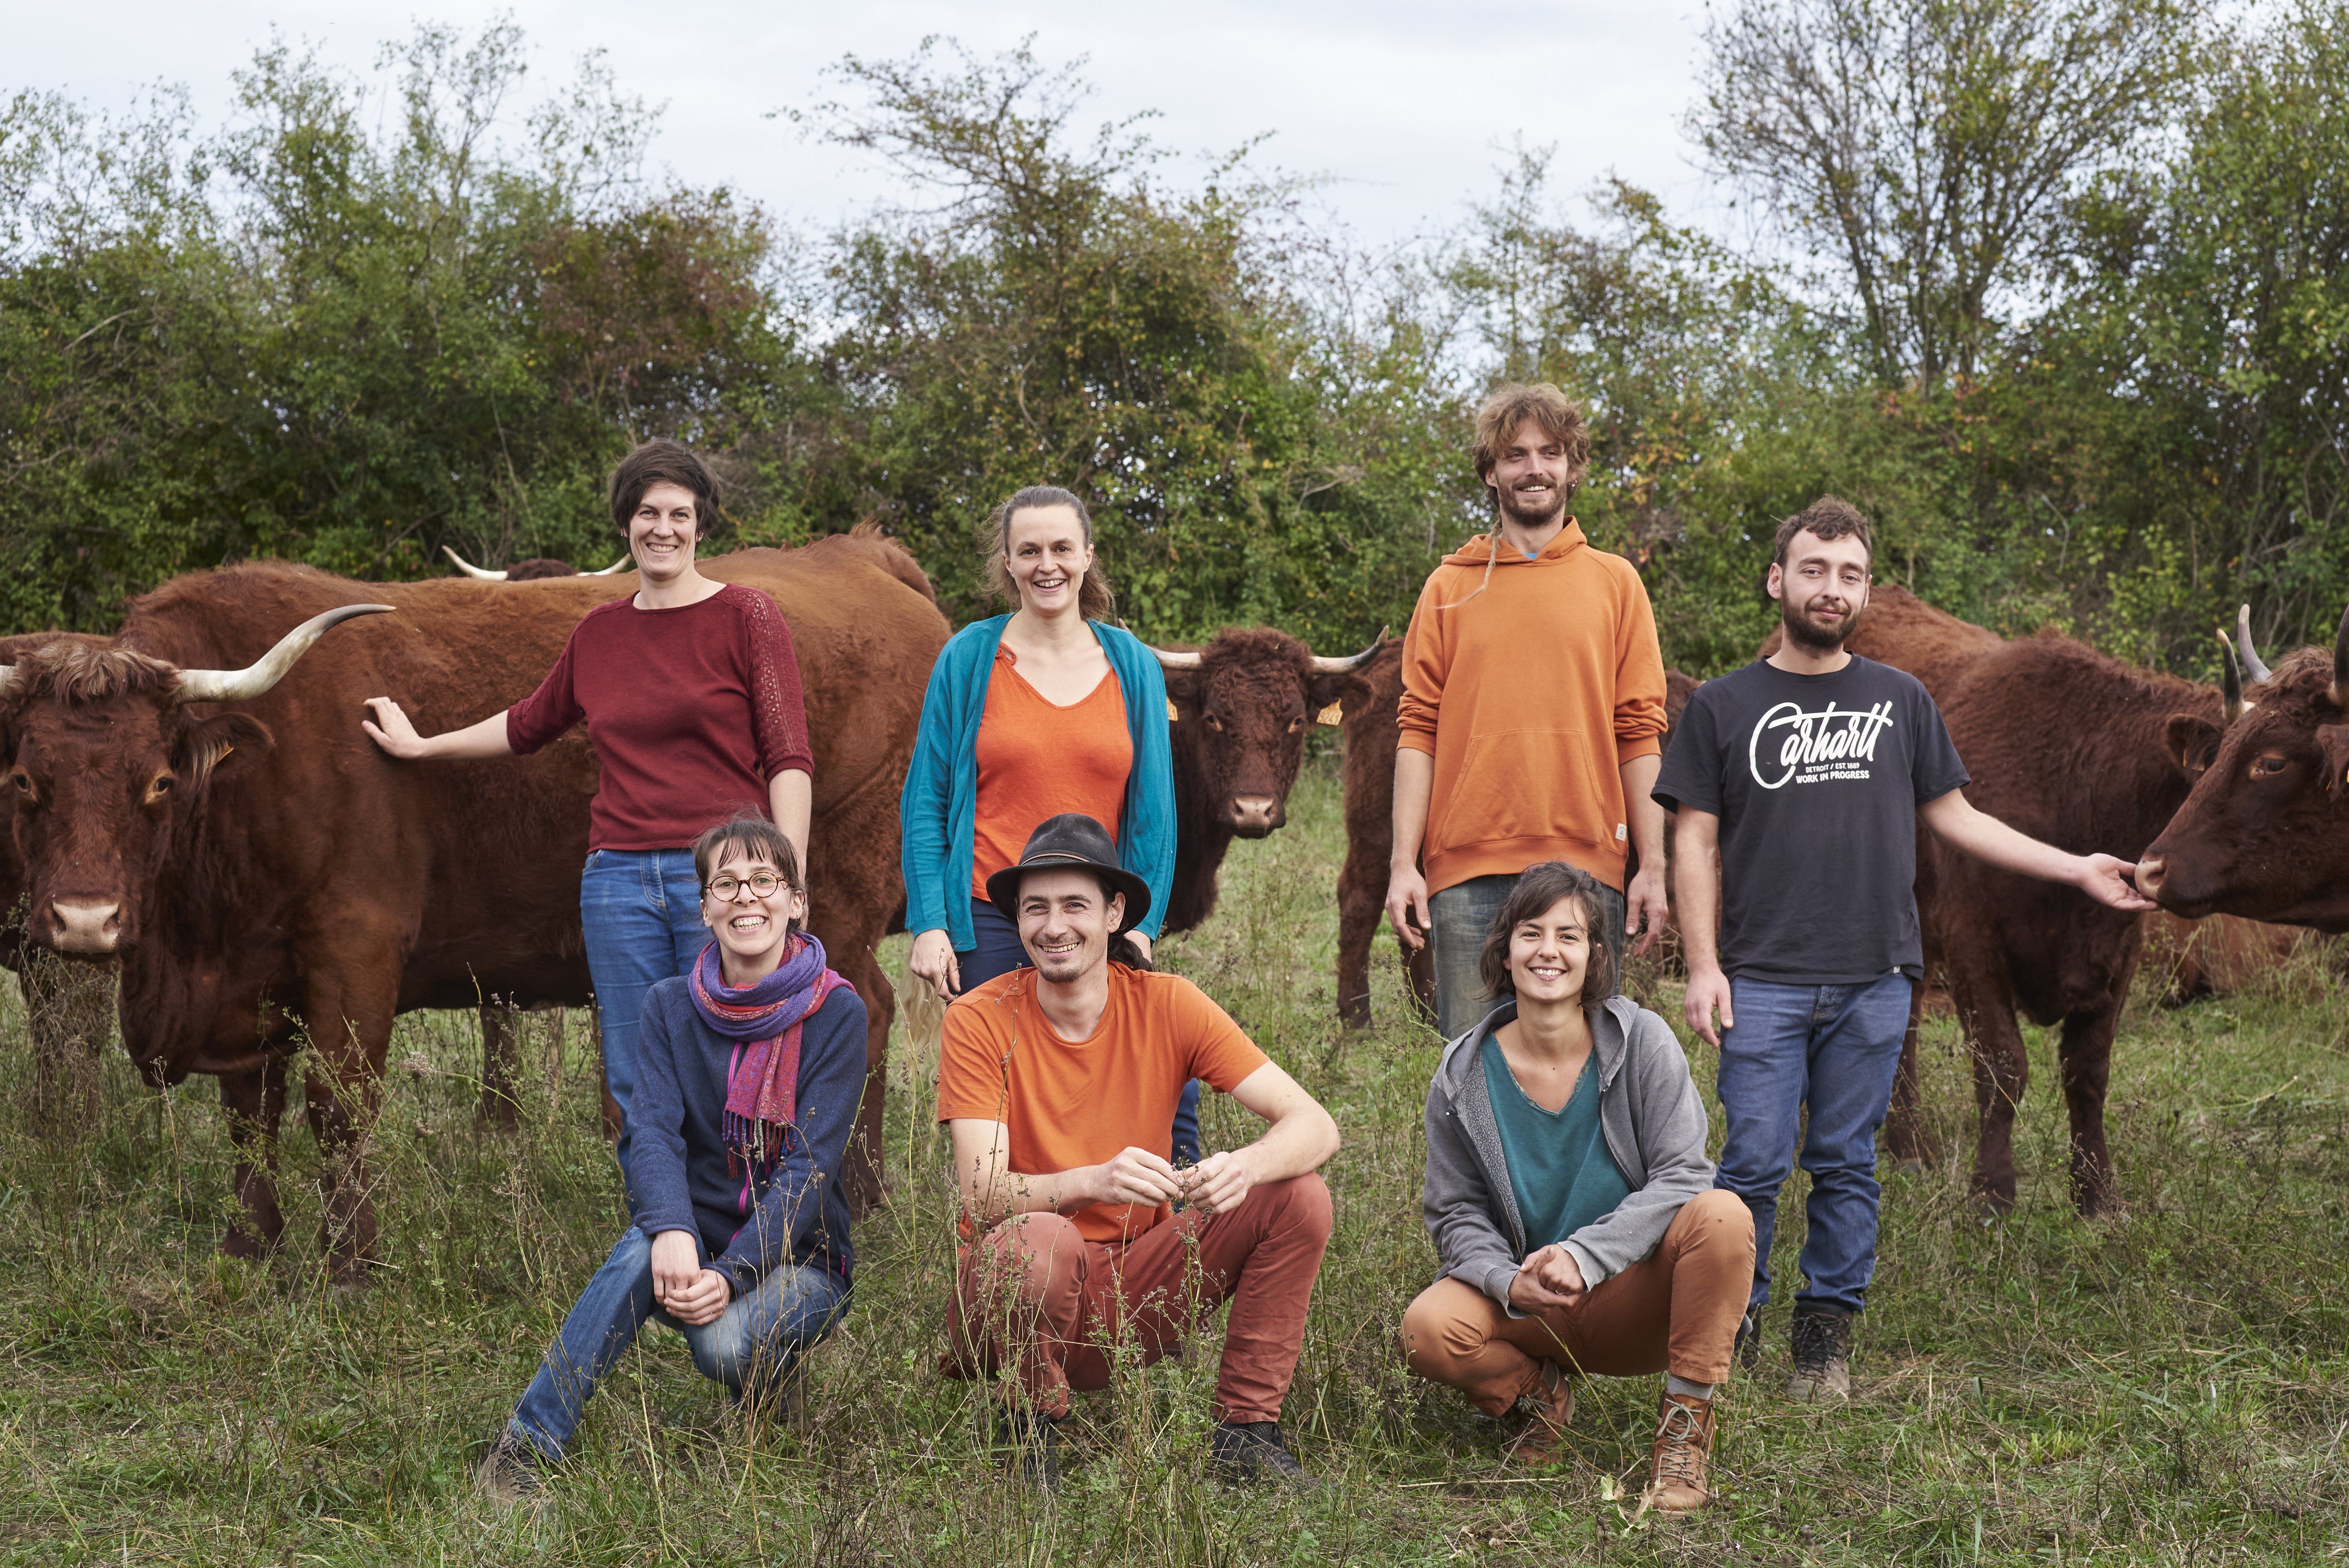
[900,615,1176,948]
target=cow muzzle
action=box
[48,899,123,953]
[1226,795,1285,836]
[2133,855,2166,901]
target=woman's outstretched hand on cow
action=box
[361,697,517,762]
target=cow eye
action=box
[9,772,28,796]
[1205,712,1224,732]
[2252,754,2288,777]
[1287,715,1306,734]
[146,773,176,802]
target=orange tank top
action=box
[971,645,1133,898]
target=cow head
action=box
[0,604,391,954]
[441,545,630,581]
[1154,628,1383,837]
[2137,604,2349,932]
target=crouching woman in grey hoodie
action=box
[1401,861,1753,1514]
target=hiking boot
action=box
[1733,1310,1761,1374]
[1208,1420,1322,1490]
[1786,1304,1853,1401]
[1503,1359,1576,1468]
[1000,1411,1063,1494]
[1641,1392,1717,1513]
[476,1429,544,1507]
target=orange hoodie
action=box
[1397,520,1666,895]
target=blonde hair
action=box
[976,485,1116,620]
[1472,383,1591,490]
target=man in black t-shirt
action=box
[1652,497,2151,1402]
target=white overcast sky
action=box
[12,0,1721,246]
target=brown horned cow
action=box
[1919,634,2228,1213]
[1148,628,1383,934]
[440,545,632,582]
[2139,606,2349,932]
[0,536,943,1278]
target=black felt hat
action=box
[984,813,1151,934]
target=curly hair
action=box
[1472,383,1592,492]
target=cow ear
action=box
[2164,713,2222,778]
[178,712,273,789]
[1305,670,1371,723]
[2319,723,2349,800]
[1161,670,1200,718]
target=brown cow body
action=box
[0,536,944,1276]
[1923,635,2221,1213]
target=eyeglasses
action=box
[704,871,790,902]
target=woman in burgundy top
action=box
[362,440,814,1178]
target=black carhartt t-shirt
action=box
[1652,656,1969,985]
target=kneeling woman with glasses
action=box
[479,815,863,1502]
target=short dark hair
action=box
[1772,495,1873,570]
[1476,862,1615,1008]
[611,438,721,542]
[1472,383,1592,490]
[692,813,805,938]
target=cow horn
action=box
[2233,603,2273,684]
[2217,630,2250,724]
[2333,600,2349,708]
[1148,647,1203,670]
[588,555,632,576]
[173,604,396,704]
[1308,627,1389,673]
[441,545,508,581]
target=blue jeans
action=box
[580,849,712,1176]
[508,1226,851,1460]
[957,896,1201,1168]
[1712,974,1914,1314]
[1429,873,1627,1040]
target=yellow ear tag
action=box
[1315,702,1344,727]
[1165,698,1179,722]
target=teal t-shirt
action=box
[1481,1039,1633,1252]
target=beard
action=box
[1780,593,1857,653]
[1497,479,1568,531]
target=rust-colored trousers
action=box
[947,1174,1332,1423]
[1399,1189,1754,1414]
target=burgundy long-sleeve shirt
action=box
[506,584,814,850]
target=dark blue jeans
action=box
[1429,872,1627,1041]
[1712,974,1914,1314]
[580,848,711,1177]
[508,1225,851,1460]
[957,896,1201,1167]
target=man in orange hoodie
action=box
[1385,384,1670,1039]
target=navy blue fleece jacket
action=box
[627,975,866,1294]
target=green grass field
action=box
[2,760,2345,1564]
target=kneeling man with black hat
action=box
[937,813,1342,1491]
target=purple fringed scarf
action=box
[688,933,851,1172]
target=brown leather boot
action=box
[1503,1359,1576,1468]
[1642,1392,1716,1513]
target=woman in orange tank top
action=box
[899,486,1196,1157]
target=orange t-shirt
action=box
[936,965,1271,1243]
[970,646,1132,898]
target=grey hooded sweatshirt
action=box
[1422,994,1716,1312]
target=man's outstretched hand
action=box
[2077,853,2157,912]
